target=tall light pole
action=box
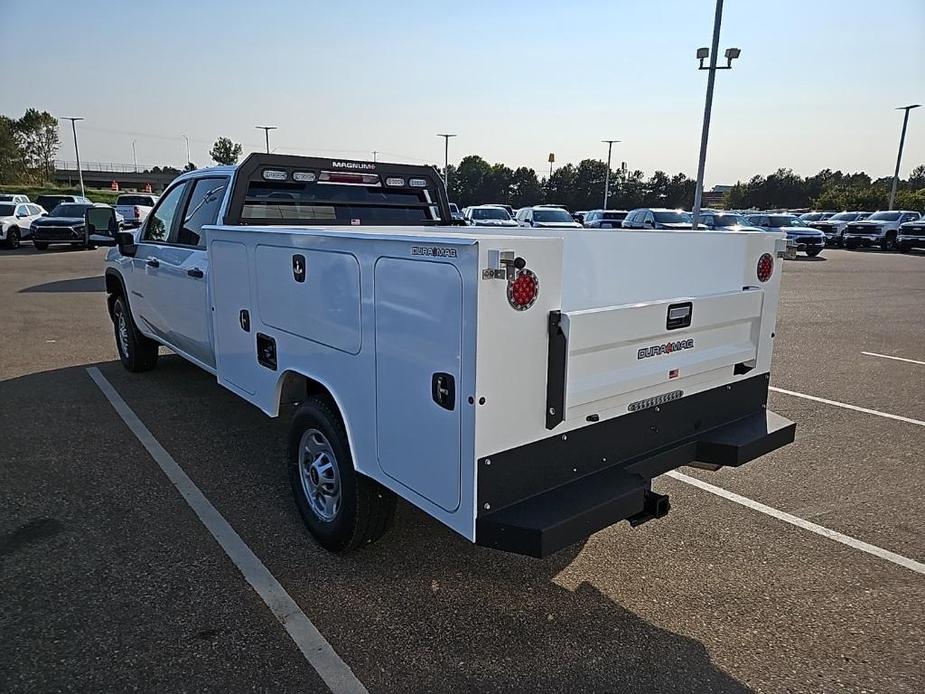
[601,139,620,209]
[63,117,85,196]
[132,139,138,173]
[437,133,457,190]
[691,0,740,229]
[372,150,378,162]
[889,104,920,210]
[182,134,191,166]
[256,125,277,154]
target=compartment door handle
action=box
[431,372,455,411]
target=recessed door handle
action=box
[431,372,455,411]
[146,258,159,268]
[187,268,204,278]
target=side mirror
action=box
[86,207,119,246]
[116,231,138,257]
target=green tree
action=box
[545,164,578,207]
[0,115,23,184]
[509,167,542,208]
[895,187,925,210]
[15,109,59,181]
[906,164,925,189]
[453,155,492,206]
[210,137,243,165]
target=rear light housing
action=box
[757,253,774,282]
[319,171,380,185]
[507,269,539,310]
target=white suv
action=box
[0,202,45,248]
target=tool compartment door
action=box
[374,258,463,512]
[562,289,764,413]
[210,240,256,395]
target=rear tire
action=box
[4,227,20,249]
[288,396,396,552]
[33,241,49,251]
[112,294,159,372]
[880,232,897,252]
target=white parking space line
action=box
[861,351,925,366]
[86,367,368,694]
[770,386,925,427]
[667,471,925,576]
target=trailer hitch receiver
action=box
[628,491,670,527]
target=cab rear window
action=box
[241,180,438,225]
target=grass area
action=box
[0,183,120,205]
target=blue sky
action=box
[1,0,922,186]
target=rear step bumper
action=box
[475,376,794,558]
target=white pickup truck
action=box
[101,153,795,558]
[114,193,159,229]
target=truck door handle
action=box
[431,372,455,411]
[187,268,204,278]
[146,258,159,268]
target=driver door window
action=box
[142,183,187,243]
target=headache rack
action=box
[224,153,454,226]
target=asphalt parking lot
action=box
[1,245,923,693]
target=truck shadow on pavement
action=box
[1,357,750,694]
[19,276,105,293]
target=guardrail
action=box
[55,160,167,174]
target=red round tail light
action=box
[508,269,539,310]
[757,253,774,282]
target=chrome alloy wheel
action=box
[298,428,341,522]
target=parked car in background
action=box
[697,211,762,231]
[897,218,925,253]
[31,202,117,250]
[842,210,921,251]
[746,213,825,257]
[622,208,693,230]
[573,210,588,224]
[583,209,629,229]
[0,193,31,204]
[798,211,835,222]
[1,202,46,248]
[35,194,92,212]
[485,203,514,218]
[515,206,582,228]
[806,211,872,246]
[449,203,464,223]
[114,193,159,228]
[463,205,519,227]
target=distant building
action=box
[702,184,732,208]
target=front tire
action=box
[33,241,49,251]
[112,295,159,372]
[288,396,396,552]
[4,227,20,249]
[805,248,822,257]
[880,232,897,252]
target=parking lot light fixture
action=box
[889,104,921,210]
[62,117,85,197]
[691,0,741,230]
[437,133,457,190]
[256,126,278,154]
[602,139,621,209]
